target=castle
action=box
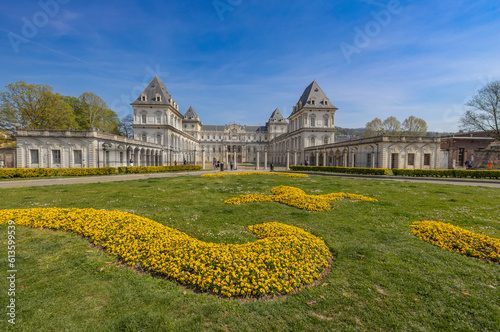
[131,76,337,167]
[15,76,445,170]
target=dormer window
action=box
[310,98,316,105]
[323,98,329,105]
[141,95,147,101]
[155,94,161,102]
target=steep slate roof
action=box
[292,81,337,114]
[183,106,199,120]
[131,76,173,106]
[268,108,286,123]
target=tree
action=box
[402,116,427,136]
[460,81,500,140]
[383,116,402,136]
[0,80,75,135]
[78,92,120,133]
[364,118,384,137]
[118,114,134,138]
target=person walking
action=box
[230,159,234,171]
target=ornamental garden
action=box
[0,173,498,331]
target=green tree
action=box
[383,116,402,136]
[364,118,384,137]
[402,116,427,136]
[460,81,500,140]
[0,80,76,135]
[78,92,120,133]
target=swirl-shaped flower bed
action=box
[0,208,331,297]
[201,172,308,178]
[410,221,500,263]
[224,185,378,211]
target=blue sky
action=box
[1,0,499,132]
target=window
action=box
[367,153,372,166]
[310,117,315,127]
[408,153,415,166]
[52,150,61,164]
[142,114,147,124]
[141,95,147,101]
[155,94,161,102]
[323,137,328,145]
[310,99,316,105]
[324,117,328,127]
[310,137,315,147]
[156,135,162,145]
[74,150,83,164]
[30,150,39,164]
[141,134,147,142]
[120,152,124,164]
[156,115,161,124]
[424,154,431,166]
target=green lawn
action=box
[1,175,499,331]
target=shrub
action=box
[0,167,116,179]
[393,169,500,179]
[289,165,389,175]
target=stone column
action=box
[234,150,237,169]
[294,151,297,166]
[202,149,205,169]
[286,150,290,170]
[264,150,268,170]
[256,149,260,170]
[315,151,319,166]
[323,151,327,166]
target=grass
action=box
[0,174,499,331]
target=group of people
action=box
[212,158,236,171]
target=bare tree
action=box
[402,116,427,136]
[118,114,134,138]
[460,81,500,140]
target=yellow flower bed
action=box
[224,185,378,212]
[201,172,308,178]
[410,221,500,263]
[0,208,331,297]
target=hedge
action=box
[289,165,390,175]
[392,168,500,179]
[0,167,116,179]
[117,165,203,174]
[0,165,203,179]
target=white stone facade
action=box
[16,130,165,168]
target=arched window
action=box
[310,137,315,147]
[156,135,162,145]
[323,137,328,145]
[141,134,147,142]
[156,114,161,124]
